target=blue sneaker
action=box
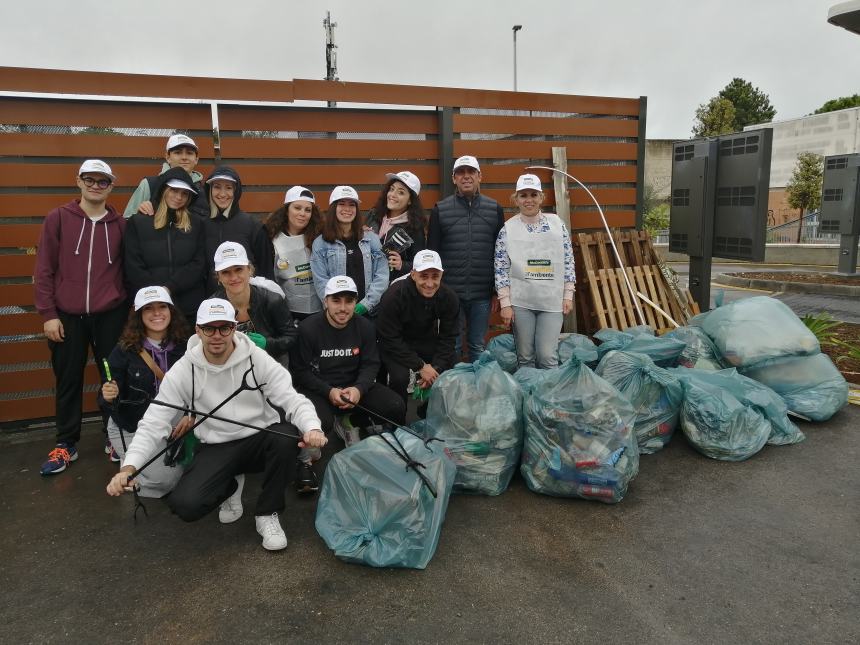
[40,443,78,475]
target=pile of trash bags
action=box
[595,350,683,454]
[315,429,456,569]
[486,334,518,373]
[521,356,639,503]
[663,326,726,371]
[418,353,524,495]
[594,327,686,368]
[557,334,599,367]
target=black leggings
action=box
[297,383,406,433]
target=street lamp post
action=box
[512,25,522,91]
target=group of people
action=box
[33,135,575,550]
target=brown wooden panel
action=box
[454,140,638,160]
[0,391,98,423]
[453,114,640,137]
[0,67,295,103]
[239,190,442,213]
[219,164,441,187]
[218,107,438,134]
[0,283,34,307]
[219,137,437,159]
[0,312,42,335]
[0,195,76,217]
[0,133,215,159]
[481,188,636,207]
[293,79,642,115]
[0,163,183,188]
[0,340,48,364]
[0,224,42,247]
[570,210,636,230]
[0,99,211,129]
[0,254,36,277]
[478,165,638,184]
[0,364,99,394]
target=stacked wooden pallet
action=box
[573,230,698,335]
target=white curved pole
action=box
[526,165,646,326]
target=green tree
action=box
[813,94,860,114]
[718,78,776,130]
[692,97,736,137]
[785,152,823,243]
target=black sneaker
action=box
[295,461,319,494]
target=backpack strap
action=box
[138,349,165,382]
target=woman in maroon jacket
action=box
[34,160,128,476]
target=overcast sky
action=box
[0,0,856,138]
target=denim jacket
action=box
[310,232,389,314]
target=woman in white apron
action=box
[264,186,323,321]
[494,174,576,368]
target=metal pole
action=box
[512,25,522,91]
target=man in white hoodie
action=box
[106,298,326,551]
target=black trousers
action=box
[49,305,128,444]
[297,383,406,433]
[166,426,300,523]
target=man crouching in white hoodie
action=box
[107,298,326,551]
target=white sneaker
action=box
[333,415,361,447]
[255,513,288,551]
[218,474,245,524]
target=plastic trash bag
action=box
[669,368,804,461]
[595,350,683,454]
[624,325,655,337]
[421,353,524,495]
[513,366,549,394]
[557,334,599,367]
[594,328,686,368]
[521,357,639,503]
[663,326,726,371]
[690,296,819,368]
[486,334,518,373]
[741,353,848,422]
[315,429,456,569]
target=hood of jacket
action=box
[151,166,199,207]
[185,328,257,374]
[159,161,203,184]
[204,165,244,216]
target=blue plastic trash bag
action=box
[663,326,726,371]
[594,328,686,368]
[557,333,599,367]
[521,357,639,503]
[315,430,456,569]
[741,353,848,422]
[624,325,655,337]
[669,368,804,461]
[595,350,683,454]
[690,296,819,368]
[514,366,549,394]
[486,334,518,373]
[421,353,524,495]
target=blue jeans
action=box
[512,307,563,369]
[455,298,491,363]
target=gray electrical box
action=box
[711,129,773,262]
[821,153,860,236]
[669,139,717,256]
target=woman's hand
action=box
[101,380,119,403]
[387,251,402,271]
[500,306,514,326]
[563,299,573,315]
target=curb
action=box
[714,273,860,297]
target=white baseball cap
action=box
[205,174,237,184]
[515,174,543,193]
[412,250,443,272]
[213,241,250,272]
[165,178,198,194]
[196,298,236,326]
[453,155,480,173]
[284,185,316,204]
[324,275,359,297]
[328,185,361,206]
[385,171,421,196]
[78,159,116,181]
[166,134,198,152]
[133,286,173,311]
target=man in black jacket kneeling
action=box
[376,250,460,407]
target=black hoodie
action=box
[203,166,274,290]
[124,167,207,319]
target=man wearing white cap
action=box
[35,160,128,475]
[291,276,405,447]
[124,133,208,219]
[107,298,326,551]
[376,250,460,404]
[428,155,505,362]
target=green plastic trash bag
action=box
[421,353,524,495]
[624,325,655,337]
[594,328,686,368]
[595,350,683,454]
[521,356,639,503]
[690,296,819,368]
[513,366,549,394]
[486,334,518,373]
[315,430,456,569]
[557,333,599,367]
[741,353,848,422]
[669,368,804,461]
[663,326,726,371]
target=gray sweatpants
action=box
[108,418,183,499]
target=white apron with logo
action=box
[273,232,322,314]
[505,213,565,312]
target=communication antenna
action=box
[324,11,338,108]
